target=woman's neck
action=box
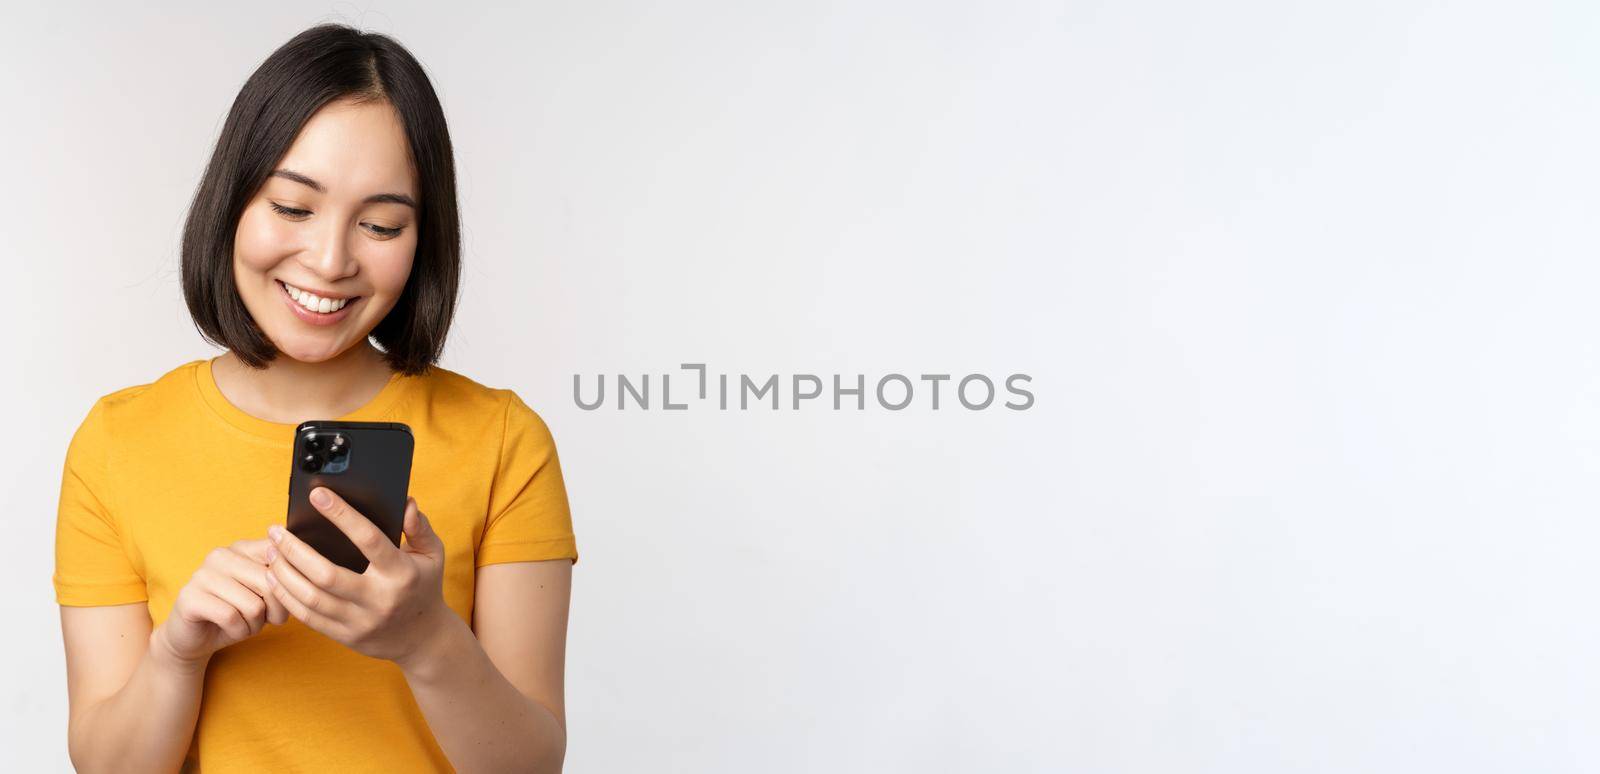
[211,342,396,425]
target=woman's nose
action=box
[300,221,359,280]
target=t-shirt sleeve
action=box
[477,391,578,567]
[53,397,147,606]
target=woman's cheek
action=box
[369,238,416,296]
[235,208,298,270]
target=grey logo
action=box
[574,364,1034,411]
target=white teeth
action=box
[281,281,351,313]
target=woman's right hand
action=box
[152,538,289,669]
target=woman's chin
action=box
[270,337,358,366]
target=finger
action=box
[221,543,289,625]
[308,486,401,571]
[184,590,252,643]
[230,537,275,564]
[259,547,290,625]
[201,571,268,637]
[401,498,443,555]
[269,550,356,622]
[268,523,361,601]
[266,570,347,637]
[262,567,289,625]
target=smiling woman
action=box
[180,30,458,378]
[229,99,422,348]
[54,23,576,774]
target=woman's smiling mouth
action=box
[277,279,360,325]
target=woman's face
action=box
[233,97,420,365]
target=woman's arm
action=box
[265,491,571,773]
[60,539,286,772]
[397,560,571,774]
[60,604,204,773]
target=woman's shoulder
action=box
[408,365,554,436]
[66,359,210,449]
[79,359,209,420]
[411,364,508,408]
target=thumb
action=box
[401,498,443,555]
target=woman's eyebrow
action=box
[269,168,417,209]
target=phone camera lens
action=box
[307,435,325,452]
[300,453,322,472]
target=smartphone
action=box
[286,420,414,573]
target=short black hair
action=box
[181,23,460,376]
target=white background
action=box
[4,1,1597,771]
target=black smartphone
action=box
[286,420,414,573]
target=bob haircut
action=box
[181,23,459,376]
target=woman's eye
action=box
[269,201,310,218]
[269,201,404,238]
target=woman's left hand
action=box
[265,487,452,668]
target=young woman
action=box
[52,24,576,773]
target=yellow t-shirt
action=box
[53,358,577,772]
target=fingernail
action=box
[310,488,331,507]
[265,569,276,587]
[265,545,277,563]
[268,525,284,543]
